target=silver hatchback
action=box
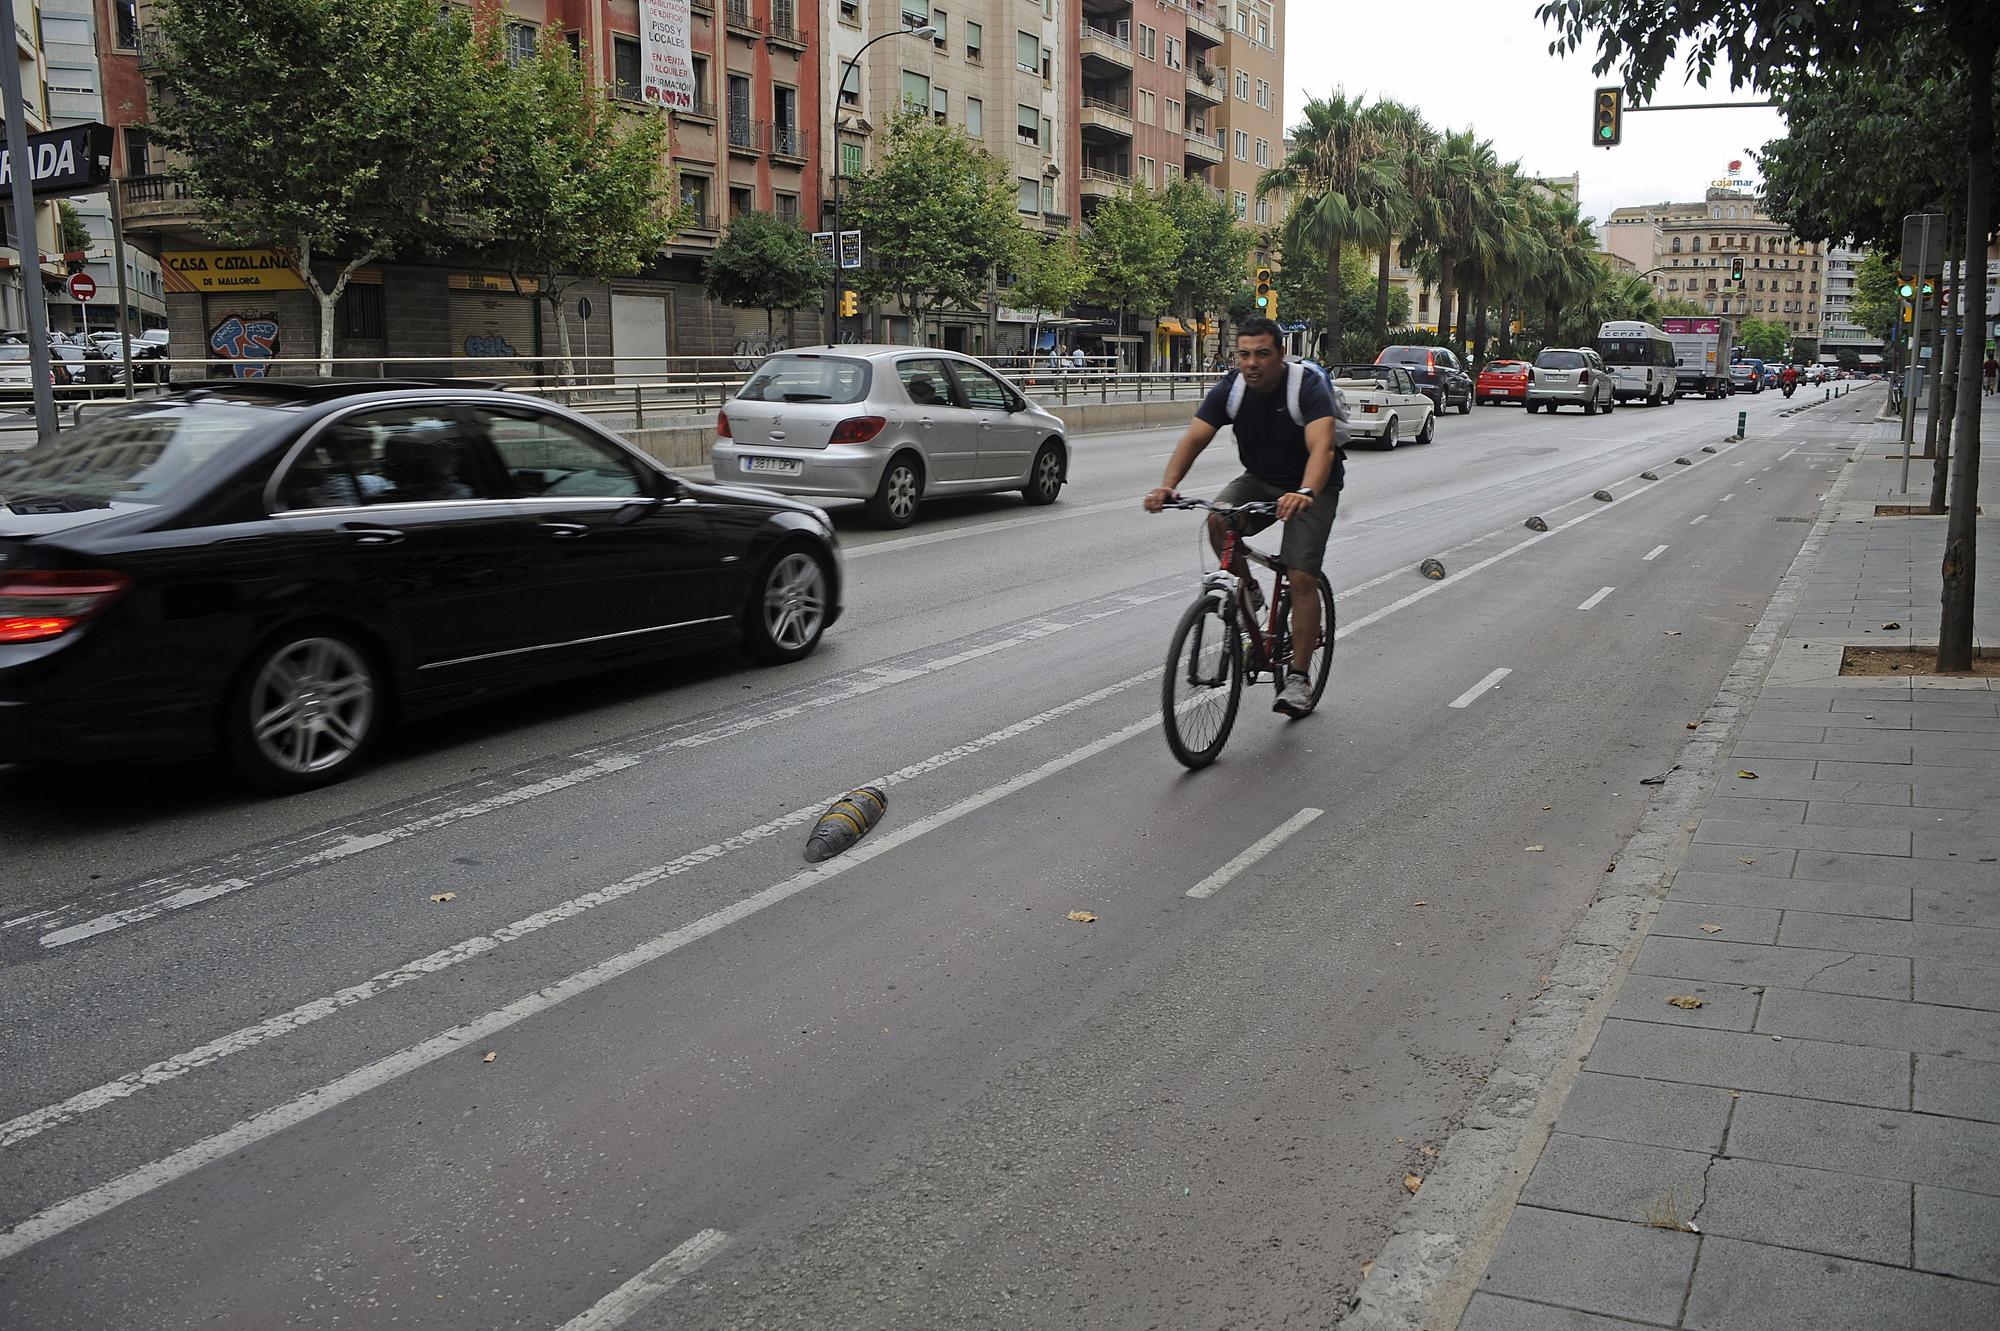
[712,346,1070,527]
[1525,347,1617,415]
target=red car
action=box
[1476,360,1531,404]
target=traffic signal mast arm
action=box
[1591,88,1779,147]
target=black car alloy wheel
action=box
[226,628,382,790]
[746,545,830,663]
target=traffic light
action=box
[1729,255,1744,284]
[1254,266,1273,309]
[1899,279,1915,298]
[1593,87,1621,147]
[839,289,859,318]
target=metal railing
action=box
[771,124,804,159]
[723,0,760,32]
[1080,96,1132,118]
[123,174,192,205]
[726,117,761,152]
[1078,22,1132,49]
[769,0,803,43]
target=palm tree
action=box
[1259,91,1395,357]
[1529,192,1602,346]
[1413,128,1500,354]
[1362,99,1436,343]
[1458,164,1538,370]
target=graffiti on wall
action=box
[463,332,518,359]
[733,331,788,371]
[208,315,280,378]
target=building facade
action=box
[1606,187,1824,349]
[1818,245,1882,365]
[1,2,64,331]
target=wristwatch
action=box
[1294,486,1314,498]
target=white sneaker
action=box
[1273,674,1314,716]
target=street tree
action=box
[152,0,486,370]
[474,30,680,383]
[1535,0,1998,670]
[1847,250,1901,343]
[1008,235,1091,366]
[705,211,832,339]
[1259,91,1396,355]
[1160,178,1253,368]
[1080,187,1181,369]
[1735,318,1789,361]
[57,203,91,256]
[1658,297,1707,318]
[1277,245,1406,362]
[842,110,1025,345]
[1363,99,1438,343]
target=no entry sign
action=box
[67,272,96,301]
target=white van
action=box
[1595,321,1679,406]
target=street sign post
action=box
[1899,212,1943,491]
[67,272,95,302]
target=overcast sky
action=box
[1282,0,1788,235]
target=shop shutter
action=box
[448,280,539,380]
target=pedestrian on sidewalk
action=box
[1983,350,1997,394]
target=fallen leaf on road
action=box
[1542,804,1554,811]
[1606,861,1618,873]
[1882,621,1900,630]
[1738,857,1757,865]
[1403,1174,1423,1194]
[1737,771,1759,779]
[1686,722,1699,730]
[429,892,456,903]
[1667,995,1706,1009]
[1066,910,1098,923]
[1663,630,1682,636]
[1700,923,1724,933]
[1418,1145,1438,1157]
[1412,900,1428,907]
[1360,1260,1374,1280]
[482,1052,497,1063]
[1525,845,1545,853]
[1729,1090,1741,1099]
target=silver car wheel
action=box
[248,637,376,776]
[884,464,918,522]
[1033,448,1061,498]
[762,551,828,652]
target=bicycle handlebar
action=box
[1159,496,1278,516]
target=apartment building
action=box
[1818,245,1883,365]
[1216,0,1280,229]
[0,2,64,331]
[118,0,825,372]
[1606,187,1824,346]
[826,0,1065,350]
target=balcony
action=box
[1185,65,1222,106]
[1186,3,1224,47]
[770,123,806,162]
[120,174,202,231]
[726,117,765,157]
[724,0,761,37]
[1183,128,1223,165]
[681,209,720,234]
[1077,23,1132,73]
[1042,211,1071,230]
[1078,96,1134,142]
[136,23,167,71]
[1077,166,1131,203]
[678,93,716,122]
[768,0,806,50]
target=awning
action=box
[1156,318,1188,335]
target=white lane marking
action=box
[1779,447,1797,460]
[1186,808,1323,900]
[846,497,1130,560]
[1577,586,1616,611]
[1733,461,1745,466]
[38,593,1177,951]
[0,707,1171,1264]
[1689,514,1708,526]
[0,669,1162,1151]
[557,1229,732,1331]
[1643,544,1669,562]
[1448,668,1512,710]
[1720,493,1734,502]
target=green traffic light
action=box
[1899,283,1914,297]
[1256,296,1269,307]
[1598,126,1613,139]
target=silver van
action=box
[1526,347,1617,415]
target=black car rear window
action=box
[1378,348,1424,365]
[1536,351,1588,370]
[736,356,870,404]
[0,402,274,505]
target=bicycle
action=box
[1157,497,1336,768]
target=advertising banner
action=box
[640,0,697,112]
[163,249,306,294]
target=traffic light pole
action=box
[1899,213,1936,493]
[1,8,58,442]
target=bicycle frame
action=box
[1208,519,1289,676]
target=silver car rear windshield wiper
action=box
[781,392,833,402]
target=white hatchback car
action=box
[712,346,1070,527]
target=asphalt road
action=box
[0,385,1870,1329]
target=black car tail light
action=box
[0,570,131,644]
[829,416,887,444]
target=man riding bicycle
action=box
[1143,317,1342,716]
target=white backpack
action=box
[1221,357,1349,427]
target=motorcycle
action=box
[1781,380,1796,399]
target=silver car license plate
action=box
[743,456,802,476]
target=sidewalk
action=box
[1454,391,2000,1329]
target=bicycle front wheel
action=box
[1163,594,1243,768]
[1271,576,1338,711]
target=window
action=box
[1164,36,1181,69]
[965,96,982,136]
[840,0,859,22]
[1256,78,1270,109]
[1234,130,1248,160]
[1138,155,1154,187]
[1017,104,1040,145]
[902,70,930,110]
[1671,236,1681,253]
[929,10,947,45]
[1254,138,1268,166]
[1016,30,1039,72]
[965,19,982,60]
[280,409,491,509]
[931,86,948,122]
[896,357,957,406]
[774,85,799,152]
[480,409,645,498]
[1232,190,1247,219]
[774,192,800,225]
[124,127,149,176]
[612,36,642,99]
[1235,70,1249,100]
[504,21,537,64]
[1166,97,1181,127]
[730,186,753,218]
[337,283,385,341]
[691,55,711,111]
[1138,89,1156,123]
[949,361,1015,411]
[902,0,929,21]
[1016,177,1040,213]
[1254,199,1270,225]
[1136,23,1155,58]
[681,174,711,220]
[1043,180,1056,212]
[1256,17,1267,43]
[841,141,863,177]
[839,61,859,106]
[1692,236,1702,252]
[113,1,138,49]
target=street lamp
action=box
[826,22,939,343]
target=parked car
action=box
[0,379,842,789]
[1475,359,1531,404]
[0,343,50,399]
[1375,345,1474,414]
[711,346,1069,528]
[1525,348,1617,414]
[1328,364,1436,447]
[49,341,118,396]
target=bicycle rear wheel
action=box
[1162,593,1243,768]
[1270,575,1337,711]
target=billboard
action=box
[640,0,697,112]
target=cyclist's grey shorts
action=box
[1213,472,1339,572]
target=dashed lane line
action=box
[556,1229,732,1331]
[1643,545,1669,561]
[1185,808,1324,900]
[1448,668,1512,710]
[1577,586,1616,611]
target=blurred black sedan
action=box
[0,380,842,790]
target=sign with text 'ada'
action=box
[640,0,697,112]
[0,123,113,197]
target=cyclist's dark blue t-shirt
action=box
[1195,367,1344,493]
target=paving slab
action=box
[1650,901,1781,946]
[1518,1133,1712,1229]
[1777,911,2000,964]
[1691,819,1910,856]
[1754,987,2000,1061]
[1660,870,1908,919]
[1913,1054,2000,1123]
[1457,1292,1674,1331]
[1550,1073,1735,1155]
[1684,1236,2000,1331]
[1582,1019,1908,1107]
[1632,935,1910,999]
[1607,973,1762,1032]
[1914,1187,2000,1283]
[1476,1207,1698,1326]
[1914,959,2000,1011]
[1697,1158,1911,1265]
[1725,1092,2000,1195]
